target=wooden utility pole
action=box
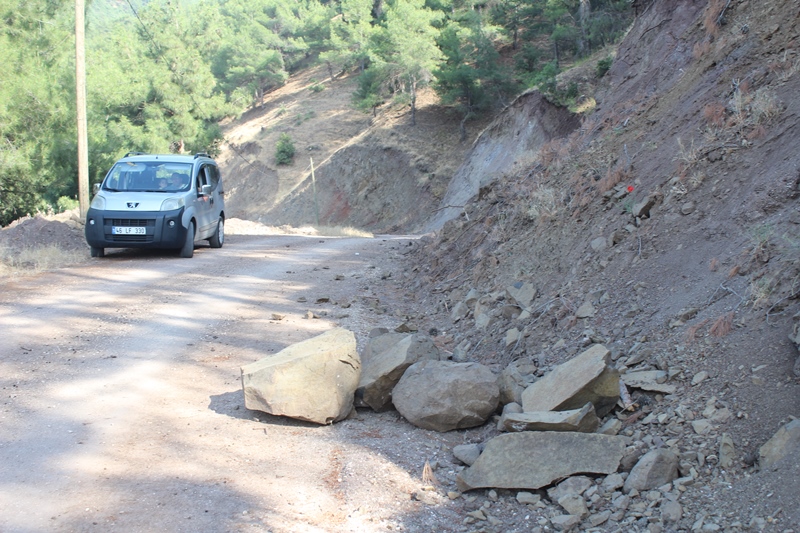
[76,0,90,218]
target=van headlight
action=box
[160,197,185,211]
[90,195,106,210]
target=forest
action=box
[0,0,632,226]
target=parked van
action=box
[84,152,225,258]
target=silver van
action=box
[85,152,225,258]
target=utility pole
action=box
[310,158,320,227]
[76,0,90,218]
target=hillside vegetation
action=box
[1,0,632,226]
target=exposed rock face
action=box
[240,328,360,425]
[358,333,441,411]
[623,449,679,493]
[392,360,499,432]
[521,344,619,417]
[499,403,599,433]
[456,432,625,491]
[426,91,580,231]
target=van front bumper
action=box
[85,207,187,249]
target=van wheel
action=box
[180,221,195,258]
[209,217,224,248]
[90,246,105,258]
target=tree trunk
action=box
[410,80,417,126]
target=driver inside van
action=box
[170,173,187,190]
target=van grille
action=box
[108,218,154,227]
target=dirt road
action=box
[0,235,466,533]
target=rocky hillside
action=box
[216,0,800,529]
[398,0,800,529]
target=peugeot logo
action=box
[127,202,139,208]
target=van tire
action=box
[90,246,105,258]
[180,221,195,258]
[209,217,224,248]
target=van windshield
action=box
[102,162,193,193]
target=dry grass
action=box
[0,244,87,278]
[709,311,734,337]
[703,103,727,127]
[703,0,726,38]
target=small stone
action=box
[681,201,696,215]
[576,301,596,318]
[691,419,713,435]
[447,491,461,500]
[598,418,622,436]
[589,510,611,526]
[591,237,608,252]
[466,509,486,520]
[661,500,683,522]
[602,473,625,492]
[516,491,541,505]
[558,494,589,519]
[719,433,736,468]
[691,371,709,386]
[551,514,581,531]
[453,443,483,466]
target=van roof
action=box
[119,153,215,163]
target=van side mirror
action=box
[92,183,100,195]
[201,184,213,196]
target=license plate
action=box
[112,226,146,235]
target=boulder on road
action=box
[521,344,619,416]
[392,360,499,432]
[241,328,360,425]
[358,333,441,411]
[456,432,625,492]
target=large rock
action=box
[456,432,625,491]
[392,360,499,432]
[623,449,679,493]
[361,332,407,362]
[521,344,619,416]
[358,334,441,411]
[241,328,360,425]
[500,403,599,433]
[759,419,800,469]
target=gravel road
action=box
[0,234,467,533]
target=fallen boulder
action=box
[499,403,599,433]
[240,328,360,425]
[358,334,441,411]
[392,360,499,432]
[759,419,800,469]
[456,432,625,491]
[521,344,619,416]
[623,448,679,493]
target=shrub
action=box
[596,57,613,78]
[275,134,296,166]
[56,196,79,213]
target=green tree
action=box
[378,0,443,125]
[433,17,514,140]
[275,133,296,165]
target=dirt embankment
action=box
[401,0,800,529]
